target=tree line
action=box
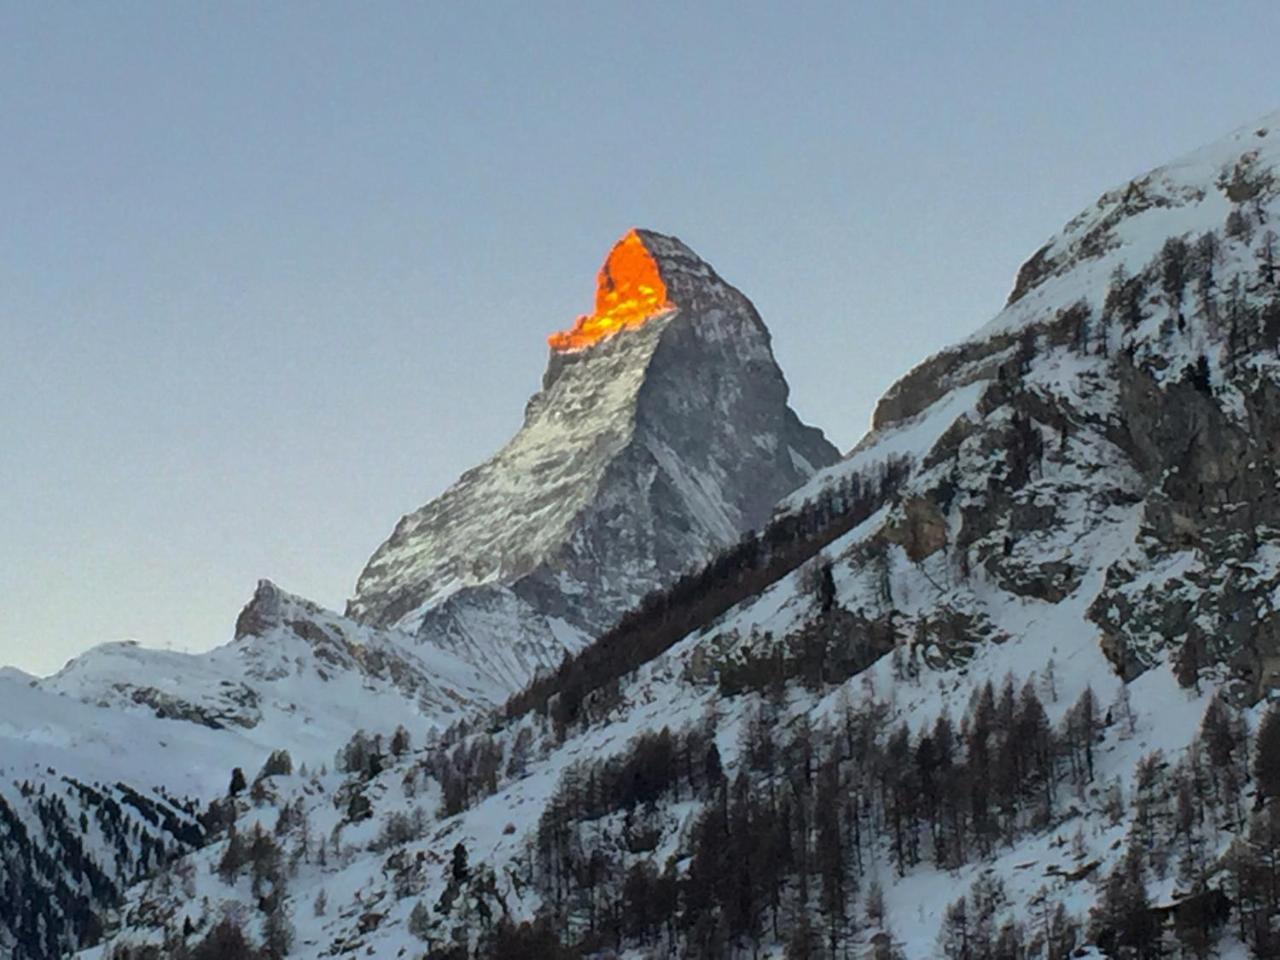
[505,456,911,733]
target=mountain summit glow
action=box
[548,228,674,351]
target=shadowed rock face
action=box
[346,229,839,690]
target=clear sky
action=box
[2,1,1277,675]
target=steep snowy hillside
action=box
[348,228,838,691]
[0,582,500,960]
[0,669,212,960]
[84,110,1280,960]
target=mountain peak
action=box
[547,228,721,352]
[548,229,673,351]
[349,232,837,687]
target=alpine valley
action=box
[8,110,1280,960]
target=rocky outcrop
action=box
[231,579,489,710]
[120,682,260,730]
[884,496,948,562]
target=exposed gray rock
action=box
[119,681,260,730]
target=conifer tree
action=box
[1254,702,1280,802]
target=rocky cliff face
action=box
[347,229,838,689]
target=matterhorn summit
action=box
[347,228,839,689]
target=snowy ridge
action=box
[996,110,1280,331]
[36,580,498,769]
[786,112,1280,520]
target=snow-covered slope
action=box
[82,110,1280,960]
[0,583,500,960]
[34,581,497,771]
[348,228,838,691]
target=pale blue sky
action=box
[2,1,1277,674]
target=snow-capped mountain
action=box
[1,230,836,959]
[348,228,839,691]
[81,111,1280,960]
